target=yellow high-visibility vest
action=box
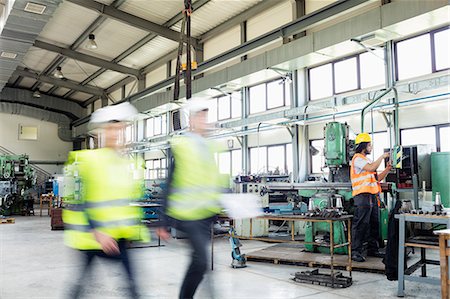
[63,149,149,250]
[167,135,223,221]
[350,153,381,196]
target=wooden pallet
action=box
[246,243,385,273]
[0,218,15,224]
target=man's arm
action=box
[363,152,390,172]
[377,161,392,181]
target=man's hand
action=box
[156,228,171,241]
[386,161,393,171]
[382,152,390,159]
[93,230,120,255]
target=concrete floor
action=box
[0,216,441,299]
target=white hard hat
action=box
[90,102,138,124]
[182,98,211,114]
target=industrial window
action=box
[249,84,266,114]
[434,28,450,71]
[217,149,242,176]
[250,144,292,175]
[125,125,133,143]
[207,99,218,123]
[401,127,436,148]
[439,127,450,152]
[145,158,167,179]
[267,79,285,109]
[310,139,325,173]
[145,114,167,138]
[231,92,242,119]
[360,49,385,88]
[267,145,286,174]
[161,114,167,135]
[309,49,386,101]
[250,147,267,174]
[396,34,432,80]
[249,79,290,114]
[231,149,242,176]
[218,151,231,175]
[217,95,231,120]
[309,63,333,100]
[154,116,162,136]
[334,57,358,94]
[146,118,154,138]
[370,131,389,161]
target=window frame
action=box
[145,158,167,179]
[249,143,292,174]
[145,113,167,138]
[400,123,450,152]
[394,26,450,81]
[248,77,289,115]
[308,50,385,101]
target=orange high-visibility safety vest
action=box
[350,153,381,196]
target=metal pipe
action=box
[361,87,397,132]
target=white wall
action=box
[248,127,293,147]
[0,113,73,174]
[305,0,338,14]
[204,25,241,61]
[146,64,167,87]
[247,0,293,41]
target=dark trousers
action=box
[175,217,214,299]
[70,240,138,299]
[352,193,380,256]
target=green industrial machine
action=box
[431,152,450,207]
[0,154,35,215]
[302,121,389,254]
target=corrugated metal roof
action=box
[120,36,178,69]
[22,47,59,72]
[38,83,54,92]
[95,0,116,5]
[119,0,183,25]
[91,70,128,89]
[77,18,149,61]
[18,77,37,89]
[38,1,100,47]
[52,87,71,97]
[171,0,263,36]
[59,59,101,82]
[70,91,92,101]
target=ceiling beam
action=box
[199,0,282,43]
[34,40,140,77]
[36,0,128,93]
[14,68,105,96]
[123,0,369,104]
[65,0,199,48]
[65,0,212,100]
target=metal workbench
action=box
[237,214,353,288]
[395,213,450,297]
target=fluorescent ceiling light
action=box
[1,51,17,59]
[53,66,64,79]
[24,2,46,14]
[86,34,98,50]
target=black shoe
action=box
[367,250,385,258]
[352,254,366,262]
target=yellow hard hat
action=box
[355,133,372,145]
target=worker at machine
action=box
[63,102,149,299]
[351,133,391,262]
[157,99,223,299]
